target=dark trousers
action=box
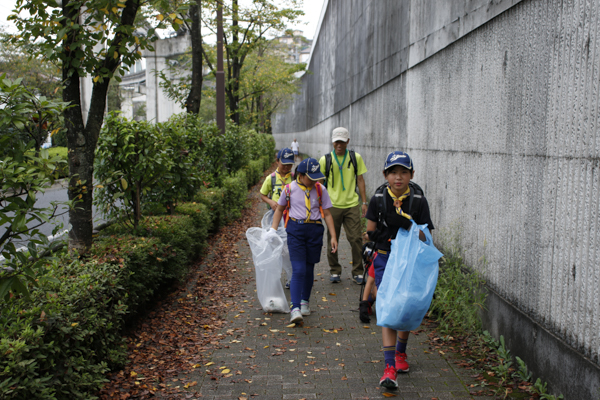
[286,219,324,309]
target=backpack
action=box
[269,172,284,199]
[282,182,325,228]
[373,181,424,231]
[324,150,358,190]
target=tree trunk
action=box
[228,0,240,124]
[185,3,203,114]
[63,0,141,254]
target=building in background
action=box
[273,30,312,64]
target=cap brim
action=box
[306,171,325,181]
[332,138,349,143]
[384,162,412,170]
[280,159,294,165]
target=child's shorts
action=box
[372,250,390,288]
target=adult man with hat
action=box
[319,127,368,284]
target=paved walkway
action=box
[175,192,480,400]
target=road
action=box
[0,180,107,260]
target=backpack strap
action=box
[407,181,424,217]
[348,150,358,190]
[374,183,388,231]
[269,172,276,198]
[315,182,325,219]
[283,183,292,228]
[324,153,333,189]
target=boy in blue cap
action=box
[260,148,295,210]
[364,151,434,389]
[260,148,295,288]
[271,158,338,324]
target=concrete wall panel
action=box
[273,0,600,396]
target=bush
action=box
[194,187,225,232]
[221,172,248,224]
[138,215,200,268]
[174,202,211,255]
[91,235,177,312]
[0,259,129,399]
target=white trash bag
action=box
[246,227,289,313]
[261,210,292,284]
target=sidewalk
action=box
[174,196,480,399]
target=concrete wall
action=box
[272,1,600,398]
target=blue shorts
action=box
[286,219,324,264]
[293,150,298,155]
[372,251,390,288]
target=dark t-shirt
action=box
[365,186,435,251]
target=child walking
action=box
[364,151,435,389]
[271,158,338,324]
[260,148,295,211]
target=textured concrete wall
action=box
[273,0,600,397]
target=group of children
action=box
[260,147,434,390]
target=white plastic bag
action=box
[261,210,292,284]
[246,227,289,313]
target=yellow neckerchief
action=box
[386,185,412,220]
[296,178,312,222]
[274,169,291,191]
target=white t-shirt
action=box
[291,141,299,151]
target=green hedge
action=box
[194,187,225,232]
[0,259,128,399]
[1,116,276,398]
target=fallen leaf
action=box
[205,362,215,366]
[341,376,348,380]
[221,369,231,374]
[286,323,296,328]
[269,329,279,333]
[382,393,397,397]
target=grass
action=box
[428,223,564,399]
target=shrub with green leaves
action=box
[174,202,211,251]
[91,235,177,311]
[221,172,249,224]
[0,259,129,399]
[0,75,71,301]
[94,113,174,229]
[194,187,226,232]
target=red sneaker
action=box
[395,352,410,372]
[379,364,398,389]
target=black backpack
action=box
[324,150,358,190]
[373,181,424,231]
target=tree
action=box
[201,0,303,124]
[0,26,62,101]
[0,75,70,300]
[238,39,305,132]
[150,0,203,114]
[10,0,163,253]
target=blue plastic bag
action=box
[376,221,443,331]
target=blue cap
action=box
[384,151,413,171]
[297,158,325,181]
[278,148,295,164]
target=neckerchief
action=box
[386,185,412,220]
[296,179,312,221]
[275,169,291,187]
[333,150,348,191]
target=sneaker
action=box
[352,275,364,285]
[290,308,303,324]
[395,352,409,372]
[359,300,370,323]
[379,364,398,389]
[329,274,341,283]
[284,281,290,289]
[300,300,310,316]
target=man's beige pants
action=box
[326,204,363,277]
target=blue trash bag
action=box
[376,221,443,331]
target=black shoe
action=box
[359,300,371,323]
